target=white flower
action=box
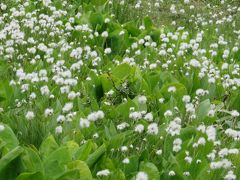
[40,85,50,96]
[93,133,99,139]
[166,118,181,136]
[0,124,5,132]
[189,59,201,68]
[121,146,128,152]
[44,108,54,117]
[79,118,90,128]
[168,86,176,93]
[231,110,239,117]
[117,122,129,130]
[87,111,104,121]
[206,126,216,142]
[101,31,109,38]
[156,149,162,155]
[68,91,77,100]
[55,125,62,134]
[159,98,165,103]
[122,158,130,164]
[138,96,147,104]
[182,95,191,103]
[164,110,173,117]
[62,102,73,113]
[173,138,182,152]
[169,171,176,176]
[197,124,206,133]
[1,3,7,10]
[136,171,148,180]
[25,111,35,120]
[57,115,65,123]
[144,113,153,122]
[104,48,111,54]
[147,123,158,135]
[135,124,144,133]
[42,0,52,6]
[97,169,110,177]
[104,18,110,23]
[129,111,142,120]
[224,171,236,180]
[183,171,190,176]
[208,109,215,117]
[197,137,206,145]
[196,89,207,96]
[185,156,193,164]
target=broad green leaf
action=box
[20,147,44,173]
[143,16,153,30]
[67,160,92,180]
[139,161,160,180]
[123,21,141,37]
[89,12,104,29]
[100,74,113,93]
[0,146,23,173]
[64,141,79,157]
[55,169,80,180]
[0,123,19,153]
[112,63,131,79]
[196,99,211,121]
[44,160,64,180]
[43,147,71,165]
[39,135,59,160]
[109,169,125,180]
[16,171,45,180]
[86,144,106,167]
[123,155,139,176]
[74,140,93,161]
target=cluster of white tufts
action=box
[166,117,181,136]
[96,169,110,177]
[87,111,104,122]
[136,171,148,180]
[173,138,182,152]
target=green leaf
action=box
[67,160,92,180]
[110,169,125,180]
[16,172,45,180]
[143,16,153,30]
[55,169,80,180]
[196,99,211,121]
[139,161,160,180]
[43,147,71,165]
[0,146,23,173]
[74,140,93,161]
[0,123,19,153]
[39,135,59,160]
[64,141,79,157]
[86,144,106,168]
[124,22,141,37]
[180,126,196,141]
[123,155,139,176]
[163,134,173,159]
[44,160,64,180]
[116,99,137,119]
[112,63,131,79]
[100,74,113,93]
[20,147,44,173]
[89,12,104,29]
[108,131,133,149]
[91,0,107,6]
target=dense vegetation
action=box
[0,0,240,179]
